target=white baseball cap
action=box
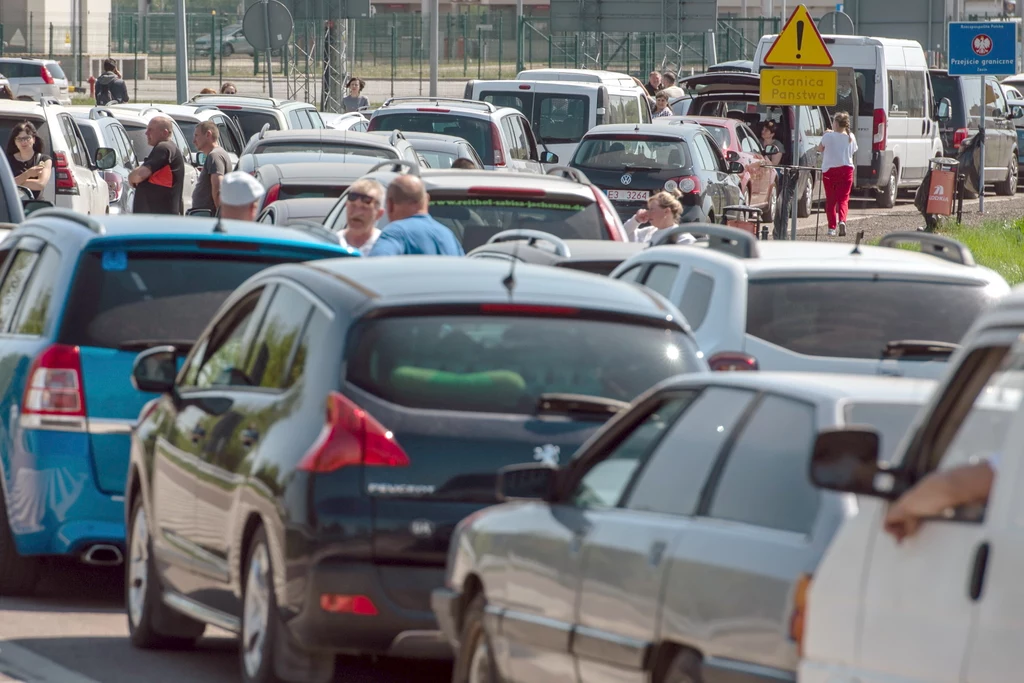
[220,171,266,207]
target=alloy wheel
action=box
[127,505,149,628]
[242,543,271,678]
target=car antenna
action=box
[851,230,864,255]
[213,212,227,233]
[502,239,520,297]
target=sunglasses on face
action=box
[348,191,378,205]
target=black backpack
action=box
[95,80,113,106]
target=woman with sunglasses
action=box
[5,121,51,199]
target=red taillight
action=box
[518,84,532,90]
[467,186,545,197]
[40,66,55,85]
[490,123,506,167]
[591,186,625,240]
[416,107,451,113]
[480,303,580,315]
[872,108,887,152]
[103,170,123,202]
[296,392,410,473]
[953,127,970,149]
[669,175,701,194]
[320,594,378,616]
[708,352,759,372]
[263,184,280,206]
[53,152,78,195]
[366,118,380,131]
[789,573,812,657]
[23,345,86,417]
[217,105,243,110]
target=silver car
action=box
[0,58,70,105]
[433,372,936,683]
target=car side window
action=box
[10,245,60,336]
[242,285,314,390]
[692,134,718,172]
[0,250,40,332]
[500,117,521,160]
[512,116,537,159]
[625,387,757,516]
[705,394,820,534]
[58,115,86,167]
[327,196,349,232]
[191,290,265,390]
[571,394,696,509]
[115,127,137,167]
[214,118,240,155]
[287,110,305,129]
[307,109,325,129]
[616,264,645,283]
[678,271,714,330]
[641,263,678,299]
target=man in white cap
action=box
[219,171,266,221]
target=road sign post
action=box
[948,21,1017,214]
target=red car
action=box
[670,115,777,221]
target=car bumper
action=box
[284,558,453,659]
[431,587,461,651]
[856,149,894,189]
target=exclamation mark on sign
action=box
[796,20,804,59]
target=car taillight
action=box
[490,123,506,167]
[707,352,759,371]
[40,66,55,85]
[263,183,280,206]
[789,573,812,656]
[366,118,380,131]
[953,127,970,149]
[53,152,78,195]
[320,594,378,615]
[23,344,86,417]
[590,186,626,240]
[669,175,701,194]
[296,391,410,473]
[467,186,546,197]
[103,170,123,202]
[416,107,451,113]
[872,108,887,152]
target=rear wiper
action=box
[536,393,630,420]
[622,165,659,172]
[117,339,195,353]
[881,340,960,360]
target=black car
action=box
[570,123,745,224]
[467,229,645,275]
[930,69,1020,195]
[125,257,706,683]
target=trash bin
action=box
[925,157,958,217]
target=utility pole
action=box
[428,0,438,96]
[174,0,189,102]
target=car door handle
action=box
[969,541,991,601]
[240,428,260,448]
[190,425,207,444]
[648,540,667,567]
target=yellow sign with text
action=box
[759,68,837,107]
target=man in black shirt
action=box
[128,116,184,215]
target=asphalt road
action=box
[0,563,453,683]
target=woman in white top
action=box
[624,190,697,244]
[816,111,858,237]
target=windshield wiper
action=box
[536,393,630,420]
[881,340,960,360]
[117,339,195,353]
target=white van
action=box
[754,35,944,208]
[464,70,651,162]
[800,283,1024,683]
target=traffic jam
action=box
[0,5,1023,683]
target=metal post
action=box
[175,0,189,102]
[210,13,216,75]
[429,0,439,96]
[48,23,54,61]
[262,0,274,97]
[134,17,139,101]
[77,23,83,91]
[979,77,986,213]
[219,22,224,86]
[498,14,503,78]
[790,105,800,240]
[516,11,525,73]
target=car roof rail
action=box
[545,166,592,185]
[651,223,759,258]
[388,129,406,146]
[192,104,222,114]
[138,106,165,117]
[877,231,975,266]
[188,93,279,106]
[258,122,272,140]
[28,208,105,234]
[486,229,571,258]
[88,106,117,120]
[38,95,62,106]
[380,96,497,113]
[367,159,421,176]
[284,220,342,244]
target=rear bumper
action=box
[856,149,894,189]
[284,558,453,659]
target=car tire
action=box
[660,648,704,683]
[241,527,332,683]
[797,174,813,218]
[876,165,898,208]
[222,43,234,57]
[763,184,777,222]
[126,496,205,649]
[995,153,1018,196]
[0,485,38,596]
[452,593,499,683]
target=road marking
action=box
[0,640,102,683]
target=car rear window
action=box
[228,111,281,140]
[253,141,397,159]
[45,62,67,79]
[58,250,297,349]
[426,194,604,249]
[573,137,691,171]
[346,314,700,414]
[746,278,999,359]
[416,150,459,168]
[370,113,493,165]
[278,184,348,201]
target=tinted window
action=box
[746,279,998,358]
[679,271,714,330]
[243,286,313,390]
[707,395,820,534]
[536,94,590,144]
[932,73,964,126]
[642,264,678,298]
[214,119,240,155]
[854,68,876,117]
[480,92,531,116]
[253,141,397,159]
[195,303,260,389]
[845,402,925,465]
[78,124,101,156]
[626,387,756,516]
[58,251,300,349]
[228,111,281,140]
[572,396,695,508]
[11,246,60,335]
[427,195,605,249]
[347,315,701,414]
[277,184,347,201]
[0,250,38,331]
[371,113,494,165]
[573,137,690,171]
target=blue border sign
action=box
[948,22,1016,75]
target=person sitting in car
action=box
[624,190,695,244]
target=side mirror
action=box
[539,150,559,164]
[94,147,117,170]
[131,346,179,394]
[1012,106,1024,120]
[934,97,952,121]
[809,428,908,500]
[728,160,745,174]
[22,198,54,215]
[187,208,214,218]
[727,149,740,162]
[192,151,207,167]
[496,463,559,502]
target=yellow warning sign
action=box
[760,68,837,106]
[64,32,71,46]
[763,4,834,67]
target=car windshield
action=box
[572,137,691,170]
[253,141,397,159]
[228,110,280,139]
[702,124,731,150]
[416,149,460,168]
[347,315,700,414]
[371,113,493,165]
[746,278,1000,359]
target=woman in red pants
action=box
[817,111,858,237]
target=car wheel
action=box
[453,593,499,683]
[797,174,813,217]
[222,43,234,57]
[876,165,898,208]
[763,183,777,222]
[995,153,1017,196]
[127,496,205,648]
[660,649,704,683]
[241,527,332,683]
[0,485,38,596]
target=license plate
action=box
[606,189,649,202]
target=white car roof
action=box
[672,371,937,406]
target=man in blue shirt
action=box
[368,175,465,257]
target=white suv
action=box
[610,227,1010,378]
